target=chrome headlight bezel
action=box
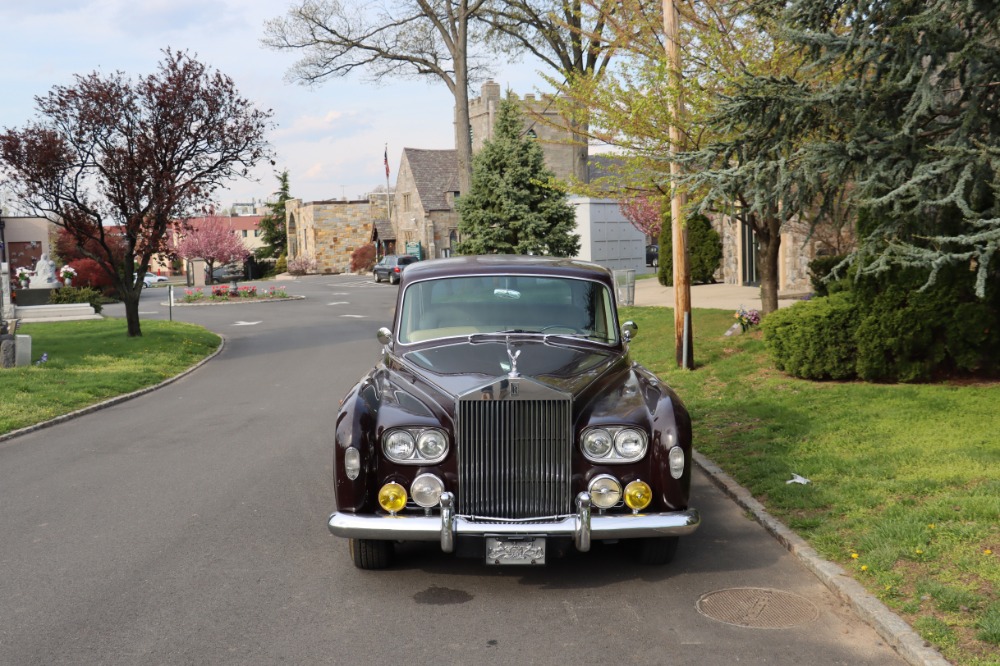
[580,426,648,463]
[382,427,449,464]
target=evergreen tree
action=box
[256,170,291,260]
[747,0,1000,298]
[455,97,580,257]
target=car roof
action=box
[401,255,615,286]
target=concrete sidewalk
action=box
[632,277,804,310]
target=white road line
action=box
[233,321,262,326]
[340,314,365,318]
[328,301,349,305]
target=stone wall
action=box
[285,199,374,273]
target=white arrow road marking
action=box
[233,321,262,326]
[340,314,365,318]
[328,301,349,305]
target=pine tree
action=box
[758,0,1000,297]
[256,170,291,260]
[455,97,580,257]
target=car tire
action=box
[637,536,678,565]
[349,538,393,569]
[374,271,381,283]
[390,274,399,285]
[652,258,659,268]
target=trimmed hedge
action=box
[762,292,859,380]
[48,286,104,314]
[764,263,1000,383]
[658,212,722,286]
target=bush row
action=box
[763,264,1000,382]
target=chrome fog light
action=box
[344,447,361,480]
[588,474,622,510]
[668,446,685,479]
[582,428,613,459]
[410,473,445,508]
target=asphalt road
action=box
[0,276,905,665]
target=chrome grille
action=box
[457,395,572,519]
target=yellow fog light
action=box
[624,480,652,512]
[378,482,408,514]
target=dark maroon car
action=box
[329,255,700,569]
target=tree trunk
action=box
[756,214,782,314]
[570,114,590,184]
[453,4,473,195]
[123,288,143,337]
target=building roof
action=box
[179,215,263,231]
[372,218,395,241]
[404,148,458,212]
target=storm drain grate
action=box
[696,587,819,628]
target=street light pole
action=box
[664,0,693,369]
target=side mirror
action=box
[621,320,638,342]
[376,327,392,346]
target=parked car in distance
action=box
[141,272,168,288]
[329,255,700,569]
[646,244,659,268]
[373,254,418,284]
[206,264,243,284]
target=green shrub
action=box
[853,266,1000,382]
[761,292,859,380]
[658,211,721,286]
[274,253,287,275]
[808,254,848,297]
[48,286,104,314]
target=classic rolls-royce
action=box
[329,256,700,568]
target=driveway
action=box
[0,275,905,664]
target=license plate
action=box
[486,537,546,565]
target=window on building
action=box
[254,230,260,237]
[403,193,411,212]
[242,230,248,238]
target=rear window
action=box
[398,256,418,266]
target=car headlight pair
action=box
[581,426,647,463]
[383,428,449,464]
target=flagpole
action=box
[384,143,391,223]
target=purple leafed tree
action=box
[0,49,273,336]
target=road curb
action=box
[0,335,226,447]
[693,450,951,666]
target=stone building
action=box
[392,148,461,260]
[285,198,375,273]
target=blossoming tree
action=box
[172,215,250,284]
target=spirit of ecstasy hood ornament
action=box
[505,336,521,378]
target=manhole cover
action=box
[697,588,819,628]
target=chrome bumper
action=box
[328,492,700,553]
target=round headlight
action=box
[668,446,685,479]
[378,482,407,513]
[384,430,415,461]
[582,429,613,459]
[416,430,447,461]
[344,446,361,480]
[410,473,445,508]
[614,428,647,460]
[588,475,622,510]
[624,480,653,511]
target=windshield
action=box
[397,275,618,345]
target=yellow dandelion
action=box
[916,548,923,555]
[851,552,859,559]
[861,565,868,571]
[986,549,994,555]
[928,524,936,530]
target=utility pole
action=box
[664,0,693,369]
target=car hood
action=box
[396,339,625,403]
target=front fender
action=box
[334,375,379,513]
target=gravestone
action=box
[29,254,59,289]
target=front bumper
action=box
[328,492,700,553]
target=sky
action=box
[0,0,546,212]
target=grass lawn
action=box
[622,305,1000,666]
[0,318,220,436]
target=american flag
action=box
[384,146,389,178]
